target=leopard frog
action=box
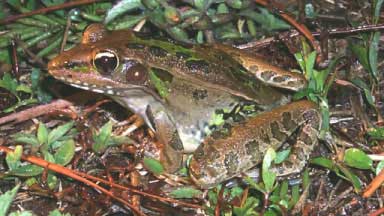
[48,24,321,189]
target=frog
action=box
[48,24,321,189]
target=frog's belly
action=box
[175,118,210,153]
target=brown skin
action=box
[48,24,320,189]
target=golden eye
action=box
[93,50,119,75]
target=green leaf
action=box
[240,7,290,30]
[294,52,305,72]
[262,148,277,192]
[11,133,39,146]
[0,73,18,95]
[54,139,75,166]
[244,176,265,193]
[109,135,134,146]
[37,123,49,145]
[108,15,146,30]
[5,145,23,170]
[15,84,32,94]
[3,98,39,113]
[8,164,44,177]
[350,44,370,72]
[310,157,335,170]
[344,148,373,170]
[274,148,290,164]
[376,160,384,175]
[48,121,74,146]
[302,169,310,189]
[367,127,384,140]
[336,163,362,192]
[233,196,259,216]
[48,209,71,216]
[104,0,143,23]
[305,51,317,80]
[169,187,202,199]
[47,173,58,190]
[167,26,190,43]
[9,211,34,216]
[6,145,23,170]
[279,180,288,200]
[0,184,20,216]
[374,0,384,22]
[305,3,316,18]
[143,157,164,175]
[368,31,380,80]
[217,3,229,14]
[149,70,170,99]
[290,184,300,208]
[351,78,375,107]
[92,121,113,153]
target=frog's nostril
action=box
[47,61,56,70]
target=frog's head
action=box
[48,24,154,95]
[48,24,167,132]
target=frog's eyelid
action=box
[95,52,116,59]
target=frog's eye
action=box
[93,50,119,75]
[125,60,148,84]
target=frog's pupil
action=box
[94,51,118,75]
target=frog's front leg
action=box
[146,106,184,173]
[189,100,321,189]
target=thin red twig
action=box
[0,99,74,125]
[0,0,107,25]
[363,168,384,198]
[0,146,146,215]
[0,146,201,210]
[254,0,321,62]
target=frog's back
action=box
[119,31,289,107]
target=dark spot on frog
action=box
[303,109,320,127]
[210,124,232,140]
[170,131,184,151]
[249,65,259,72]
[126,43,145,49]
[282,111,296,131]
[260,129,271,144]
[270,121,288,141]
[193,146,205,161]
[176,52,191,59]
[273,75,291,83]
[214,53,227,61]
[260,70,276,81]
[149,46,168,58]
[192,89,208,100]
[245,140,259,157]
[224,152,239,175]
[186,60,210,74]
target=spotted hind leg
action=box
[270,108,321,176]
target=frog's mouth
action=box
[48,68,163,103]
[48,68,128,96]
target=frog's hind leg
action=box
[213,44,307,91]
[271,103,321,177]
[189,100,320,189]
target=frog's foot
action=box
[270,108,321,176]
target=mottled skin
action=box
[48,24,321,189]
